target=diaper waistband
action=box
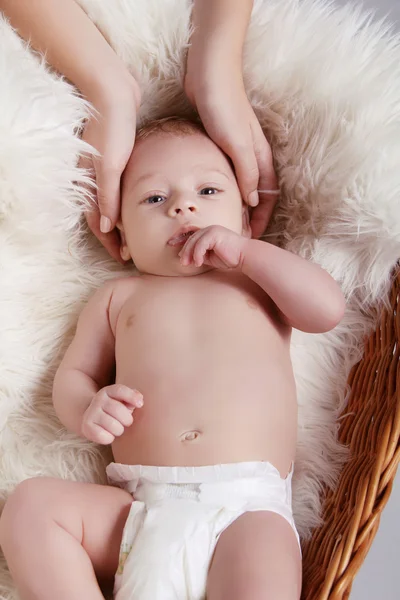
[107,461,294,500]
[107,461,293,486]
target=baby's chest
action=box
[116,278,278,344]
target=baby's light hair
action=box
[135,116,236,174]
[135,116,207,143]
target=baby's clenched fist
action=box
[81,384,143,445]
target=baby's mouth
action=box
[167,227,199,247]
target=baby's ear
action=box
[242,205,252,239]
[116,219,131,262]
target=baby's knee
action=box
[0,477,55,544]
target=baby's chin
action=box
[175,264,213,277]
[138,261,213,278]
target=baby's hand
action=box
[81,384,143,445]
[179,225,248,270]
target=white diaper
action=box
[106,461,300,600]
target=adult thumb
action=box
[229,143,260,208]
[94,157,122,233]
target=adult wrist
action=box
[80,65,140,110]
[184,49,243,107]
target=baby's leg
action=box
[207,511,302,600]
[0,477,132,600]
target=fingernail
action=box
[248,191,259,207]
[133,390,143,406]
[100,216,112,233]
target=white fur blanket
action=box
[1,0,400,596]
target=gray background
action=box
[325,1,400,598]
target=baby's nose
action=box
[168,197,198,216]
[173,205,196,214]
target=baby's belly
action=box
[111,358,298,478]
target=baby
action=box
[0,118,345,600]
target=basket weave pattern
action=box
[302,271,400,599]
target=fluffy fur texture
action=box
[1,0,400,596]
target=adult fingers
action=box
[85,209,125,264]
[250,124,280,238]
[250,190,280,239]
[93,156,123,234]
[78,143,124,263]
[253,123,278,196]
[224,130,260,209]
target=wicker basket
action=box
[302,269,400,599]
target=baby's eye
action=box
[199,187,219,196]
[145,195,166,205]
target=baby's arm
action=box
[179,226,344,333]
[52,280,118,437]
[241,240,345,333]
[180,225,345,333]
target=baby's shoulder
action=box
[96,274,138,299]
[100,275,140,334]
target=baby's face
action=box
[119,131,247,276]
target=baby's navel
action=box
[180,430,202,442]
[126,315,135,328]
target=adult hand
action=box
[185,71,279,239]
[79,75,141,262]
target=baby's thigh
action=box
[207,511,302,600]
[0,476,132,585]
